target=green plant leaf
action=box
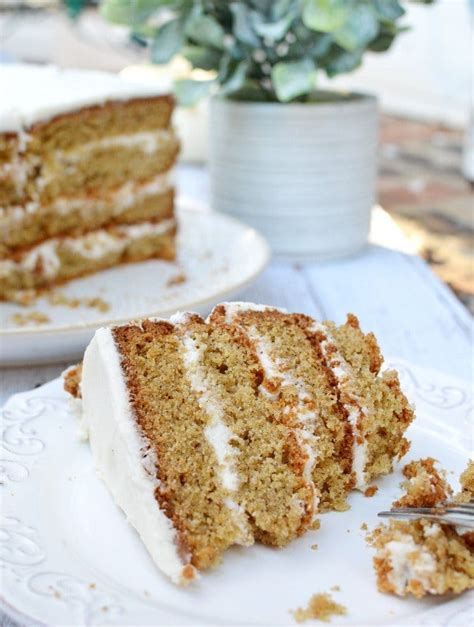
[174,79,213,106]
[185,14,226,50]
[302,0,349,33]
[307,32,333,57]
[271,58,316,101]
[251,8,297,41]
[374,0,405,20]
[151,18,184,64]
[334,4,379,51]
[325,48,363,76]
[220,60,250,94]
[271,0,296,20]
[101,0,165,25]
[182,45,222,70]
[230,4,260,47]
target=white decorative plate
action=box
[1,359,472,626]
[0,202,270,367]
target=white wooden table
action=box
[0,165,473,627]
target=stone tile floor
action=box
[378,115,473,314]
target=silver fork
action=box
[377,498,474,530]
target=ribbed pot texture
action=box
[209,94,379,259]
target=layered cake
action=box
[0,64,178,302]
[65,302,414,584]
[369,458,474,598]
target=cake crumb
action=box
[364,485,378,497]
[330,585,340,592]
[292,593,347,623]
[11,311,50,326]
[394,457,452,507]
[368,458,474,598]
[48,291,110,312]
[166,272,187,287]
[311,544,318,550]
[455,460,474,503]
[310,519,321,531]
[88,583,96,589]
[360,523,368,531]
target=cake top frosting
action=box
[0,63,171,133]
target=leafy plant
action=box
[100,0,434,104]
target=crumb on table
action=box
[291,593,347,623]
[311,544,318,551]
[360,523,368,531]
[310,519,321,531]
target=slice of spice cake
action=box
[368,458,474,598]
[0,64,178,302]
[65,302,414,584]
[210,303,413,510]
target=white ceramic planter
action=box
[209,94,379,259]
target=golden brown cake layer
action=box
[0,218,176,302]
[65,303,415,583]
[1,176,174,256]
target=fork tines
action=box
[377,499,474,530]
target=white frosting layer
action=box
[0,219,176,279]
[0,172,173,221]
[221,303,320,516]
[311,322,369,490]
[384,534,437,595]
[173,317,251,544]
[0,64,171,133]
[56,130,174,160]
[220,301,287,325]
[81,327,194,584]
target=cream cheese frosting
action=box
[0,218,176,279]
[384,534,437,595]
[173,315,252,545]
[0,172,173,223]
[311,322,369,490]
[81,327,195,584]
[0,64,171,133]
[219,302,321,516]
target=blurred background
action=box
[1,0,472,310]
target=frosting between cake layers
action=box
[384,535,437,595]
[175,321,252,545]
[54,129,175,161]
[246,326,320,513]
[0,171,173,220]
[81,327,195,584]
[311,322,369,490]
[221,301,287,325]
[221,303,320,515]
[0,219,176,278]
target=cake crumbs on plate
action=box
[10,311,50,326]
[368,458,474,598]
[310,519,321,531]
[311,543,318,550]
[166,272,187,287]
[48,291,110,312]
[291,593,347,623]
[364,485,378,497]
[360,522,368,531]
[330,585,340,592]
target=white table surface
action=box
[0,164,473,627]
